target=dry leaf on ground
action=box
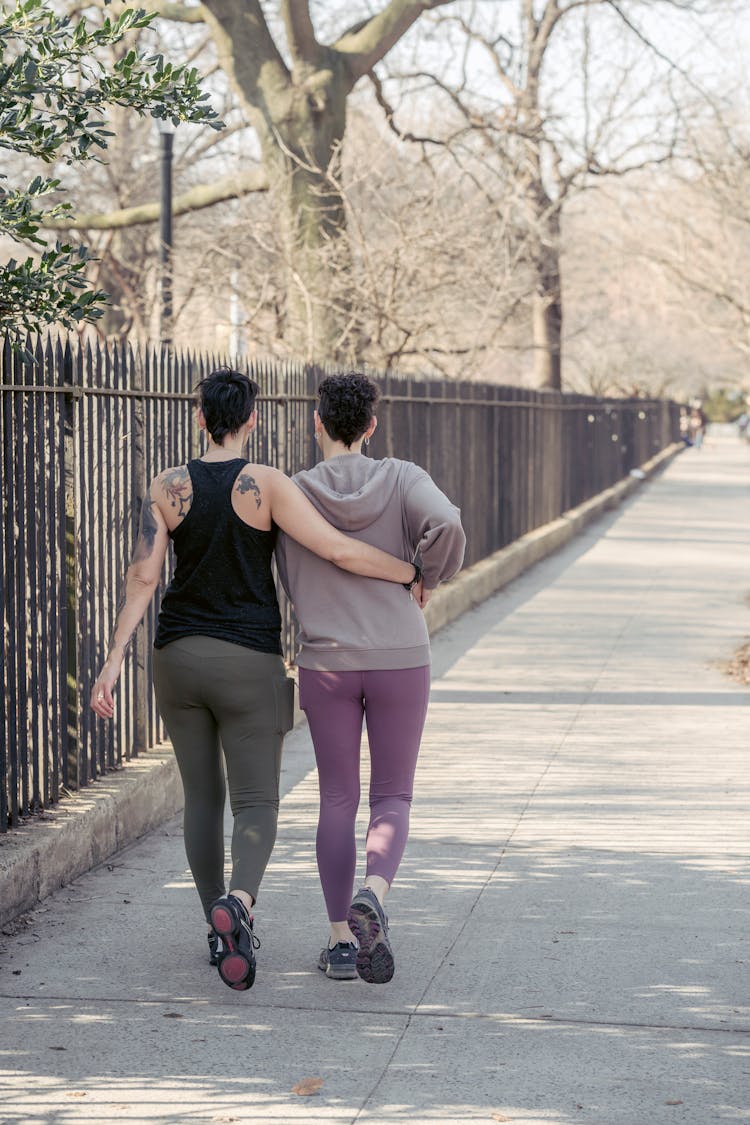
[292,1077,324,1096]
[724,641,750,686]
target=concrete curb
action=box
[0,749,182,927]
[0,442,682,927]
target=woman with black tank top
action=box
[90,369,419,992]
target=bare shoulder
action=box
[249,464,293,492]
[153,464,193,522]
[231,462,275,529]
[233,462,273,510]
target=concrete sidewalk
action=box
[1,431,748,1124]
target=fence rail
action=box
[0,332,680,831]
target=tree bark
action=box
[530,207,562,390]
[531,271,562,390]
[521,3,563,390]
[256,57,354,360]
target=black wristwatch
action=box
[402,563,422,592]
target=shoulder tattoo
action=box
[235,470,262,510]
[159,466,192,520]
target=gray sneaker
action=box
[348,887,394,984]
[318,941,358,980]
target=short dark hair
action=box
[195,368,259,443]
[318,372,379,448]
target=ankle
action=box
[363,875,389,905]
[228,888,254,916]
[329,921,356,947]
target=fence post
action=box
[0,339,7,829]
[60,340,80,789]
[131,342,148,756]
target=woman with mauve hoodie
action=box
[275,373,466,985]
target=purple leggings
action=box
[298,666,431,922]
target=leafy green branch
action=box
[0,0,222,333]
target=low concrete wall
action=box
[0,443,681,926]
[0,749,183,927]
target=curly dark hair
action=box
[317,373,379,448]
[195,367,259,444]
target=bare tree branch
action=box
[45,167,270,230]
[200,0,290,121]
[142,0,206,22]
[334,0,457,88]
[367,69,460,148]
[282,0,322,65]
[604,0,719,103]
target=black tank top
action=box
[154,459,282,655]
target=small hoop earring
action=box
[364,437,370,447]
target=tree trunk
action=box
[525,175,563,390]
[251,58,356,362]
[531,240,562,390]
[95,230,149,341]
[520,10,564,390]
[262,125,350,361]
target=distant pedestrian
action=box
[90,368,420,992]
[679,406,693,446]
[688,404,707,448]
[275,373,466,984]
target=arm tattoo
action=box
[160,466,192,520]
[133,494,158,562]
[107,589,134,660]
[235,470,262,510]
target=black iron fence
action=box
[0,332,680,830]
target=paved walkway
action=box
[1,431,748,1125]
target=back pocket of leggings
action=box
[274,675,296,735]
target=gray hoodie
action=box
[274,454,466,671]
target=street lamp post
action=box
[158,121,174,346]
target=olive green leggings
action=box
[152,636,295,920]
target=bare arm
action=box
[90,482,170,719]
[268,469,416,584]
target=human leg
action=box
[298,668,365,956]
[201,643,294,990]
[347,665,430,984]
[210,648,292,897]
[362,665,431,892]
[152,642,226,921]
[155,638,293,988]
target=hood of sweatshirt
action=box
[292,454,404,532]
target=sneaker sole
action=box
[210,902,256,991]
[348,902,394,984]
[320,962,358,981]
